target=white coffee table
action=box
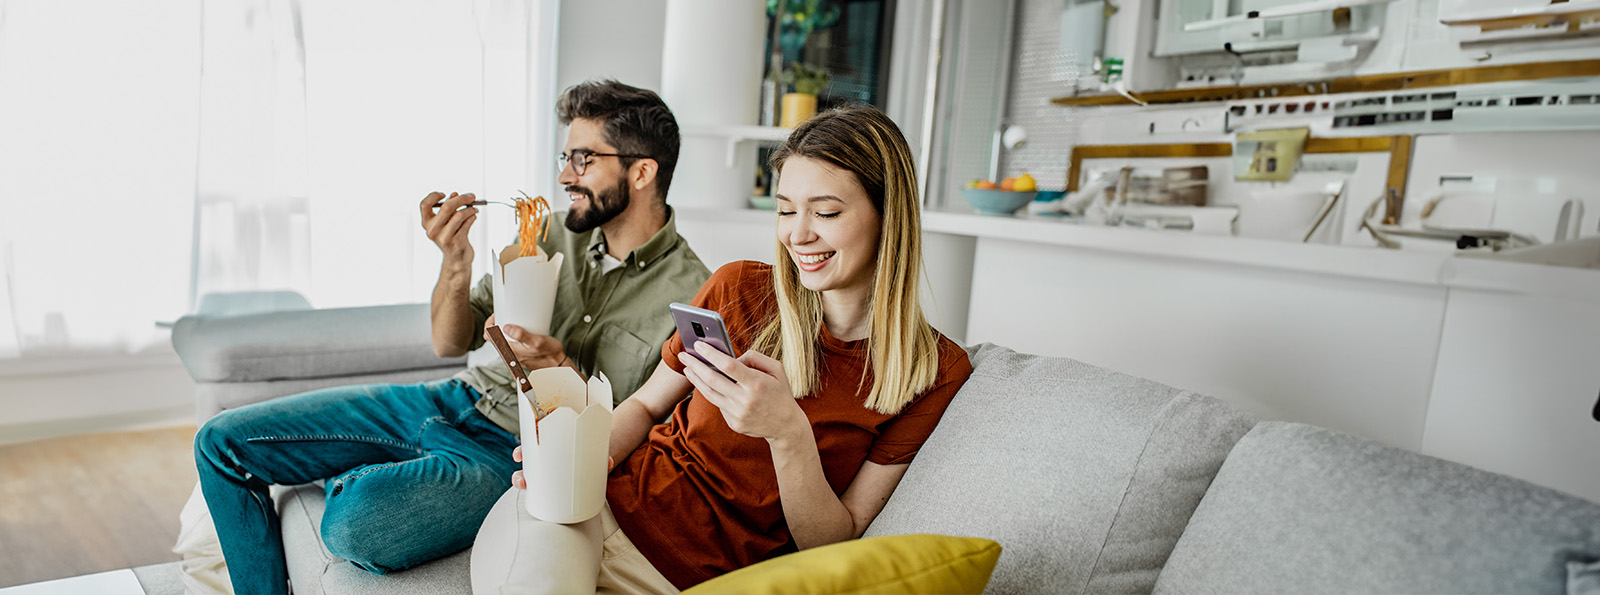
[0,569,144,595]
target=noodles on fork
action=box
[513,191,551,259]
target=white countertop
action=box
[675,206,1600,296]
[920,210,1452,286]
[1440,257,1600,301]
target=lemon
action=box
[1014,172,1037,192]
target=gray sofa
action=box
[172,303,466,423]
[171,305,1600,594]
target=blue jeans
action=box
[194,379,519,595]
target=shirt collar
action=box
[585,207,683,269]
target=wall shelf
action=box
[681,125,794,167]
[1441,1,1600,32]
[1052,59,1600,107]
[1183,0,1398,32]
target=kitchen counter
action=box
[678,205,1600,291]
[920,210,1452,287]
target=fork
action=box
[433,199,516,210]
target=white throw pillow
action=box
[173,482,233,595]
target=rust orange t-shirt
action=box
[605,261,973,589]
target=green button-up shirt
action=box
[457,208,710,434]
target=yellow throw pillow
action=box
[681,534,1002,595]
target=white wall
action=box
[673,208,776,272]
[0,355,195,444]
[555,0,666,93]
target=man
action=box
[194,79,710,595]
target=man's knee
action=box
[319,460,494,573]
[321,501,452,575]
[324,533,408,575]
[194,410,248,478]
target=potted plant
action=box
[779,61,829,128]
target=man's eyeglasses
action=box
[558,150,650,176]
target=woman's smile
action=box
[794,250,835,270]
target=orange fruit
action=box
[1000,177,1016,191]
[975,180,997,190]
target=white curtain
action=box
[0,0,201,357]
[201,0,543,309]
[193,0,312,307]
[0,0,556,359]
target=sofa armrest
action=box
[171,303,466,383]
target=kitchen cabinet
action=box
[1405,0,1600,71]
[1081,0,1600,94]
[1422,258,1600,502]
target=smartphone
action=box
[669,302,734,369]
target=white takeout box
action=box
[517,367,613,524]
[493,252,565,337]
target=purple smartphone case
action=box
[669,302,733,368]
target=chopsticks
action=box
[486,325,543,443]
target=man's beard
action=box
[564,173,631,233]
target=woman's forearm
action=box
[768,428,857,549]
[608,399,656,466]
[605,362,693,467]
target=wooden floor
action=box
[0,425,199,588]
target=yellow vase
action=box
[780,93,817,129]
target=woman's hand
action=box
[678,341,808,443]
[511,445,614,489]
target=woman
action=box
[471,105,973,594]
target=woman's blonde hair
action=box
[754,106,939,415]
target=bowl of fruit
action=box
[961,173,1037,216]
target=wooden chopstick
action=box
[485,325,543,444]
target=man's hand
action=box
[420,191,478,264]
[483,316,572,371]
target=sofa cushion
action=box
[1154,422,1600,594]
[171,303,465,383]
[681,534,1002,595]
[192,365,465,423]
[278,484,471,594]
[864,344,1257,594]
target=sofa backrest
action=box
[171,303,457,384]
[865,344,1258,594]
[1155,421,1600,594]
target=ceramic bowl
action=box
[1033,190,1068,203]
[962,188,1037,216]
